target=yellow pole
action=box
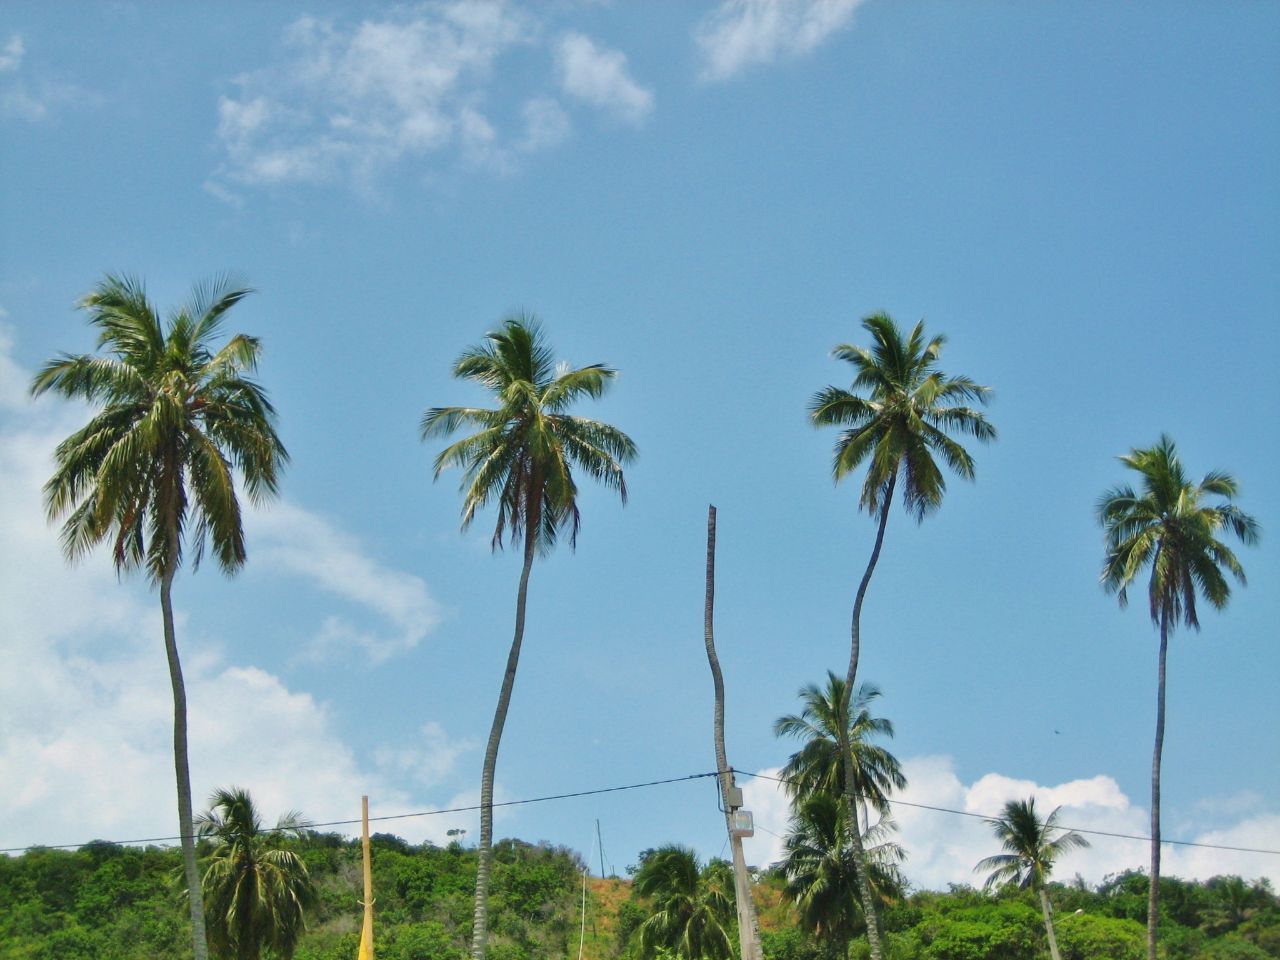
[358,796,374,960]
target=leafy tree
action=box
[975,798,1089,960]
[1098,435,1259,960]
[809,312,994,958]
[774,673,906,833]
[196,787,316,960]
[781,791,906,959]
[31,276,287,960]
[422,314,636,959]
[631,846,736,960]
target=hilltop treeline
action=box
[2,832,1277,960]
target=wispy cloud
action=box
[695,0,867,82]
[555,32,653,125]
[247,499,442,664]
[209,3,658,195]
[0,32,88,121]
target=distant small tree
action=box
[975,797,1088,960]
[632,846,735,960]
[197,787,315,960]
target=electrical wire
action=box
[0,770,720,854]
[6,765,1278,858]
[736,770,1280,857]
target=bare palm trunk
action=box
[703,507,763,960]
[840,472,897,960]
[470,530,537,960]
[161,553,208,960]
[1039,887,1062,960]
[1148,610,1168,960]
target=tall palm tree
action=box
[421,314,636,960]
[197,787,316,960]
[31,275,287,960]
[975,797,1089,960]
[774,673,906,833]
[782,791,905,960]
[1098,435,1259,960]
[809,312,994,959]
[632,845,736,960]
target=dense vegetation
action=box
[3,834,1277,960]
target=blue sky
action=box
[1,0,1277,890]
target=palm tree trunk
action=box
[1039,886,1062,960]
[840,472,897,960]
[470,529,537,960]
[703,506,763,960]
[1147,609,1168,960]
[161,550,208,960]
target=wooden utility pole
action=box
[703,506,763,960]
[359,796,374,960]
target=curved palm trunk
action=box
[161,557,208,960]
[1039,886,1062,960]
[470,532,537,960]
[839,472,897,960]
[1148,610,1169,960]
[703,507,763,960]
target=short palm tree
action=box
[1098,435,1259,960]
[782,791,905,960]
[31,275,287,960]
[197,787,316,960]
[809,312,994,959]
[421,314,636,960]
[975,797,1089,960]
[774,673,906,833]
[632,846,736,960]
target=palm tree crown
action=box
[30,274,287,578]
[1098,434,1259,630]
[774,673,905,819]
[421,313,636,552]
[808,312,994,521]
[975,798,1089,892]
[632,846,736,960]
[197,787,316,960]
[782,792,905,951]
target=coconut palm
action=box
[782,791,905,960]
[975,797,1089,960]
[421,314,635,960]
[197,787,316,960]
[632,846,736,960]
[31,275,287,960]
[1098,435,1259,960]
[809,312,994,958]
[774,673,905,833]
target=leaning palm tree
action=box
[774,673,906,833]
[632,845,736,960]
[197,787,316,960]
[1098,435,1259,960]
[421,314,636,960]
[782,791,905,960]
[31,275,287,960]
[975,797,1089,960]
[809,312,994,958]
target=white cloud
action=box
[0,34,24,73]
[738,757,1279,889]
[0,33,88,122]
[211,3,535,189]
[519,96,572,151]
[0,328,469,852]
[246,500,442,663]
[695,0,867,82]
[555,32,653,125]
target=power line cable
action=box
[0,770,720,854]
[736,770,1280,857]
